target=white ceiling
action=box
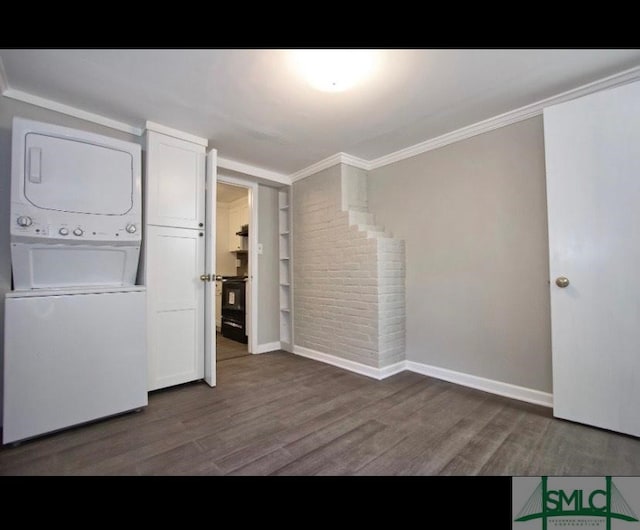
[2,49,640,175]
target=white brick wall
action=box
[293,163,405,368]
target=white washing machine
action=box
[3,118,148,445]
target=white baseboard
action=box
[254,341,281,354]
[293,345,404,380]
[405,360,553,408]
[291,345,553,408]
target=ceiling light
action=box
[290,49,379,92]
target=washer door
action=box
[24,132,134,215]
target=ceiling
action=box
[217,182,247,204]
[2,49,640,175]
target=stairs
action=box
[348,210,392,239]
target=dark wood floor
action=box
[216,333,249,362]
[1,351,638,476]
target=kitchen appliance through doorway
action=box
[221,276,247,344]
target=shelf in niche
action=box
[280,282,290,287]
[280,230,290,235]
[280,307,290,312]
[279,256,290,260]
[279,205,289,210]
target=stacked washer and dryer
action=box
[3,117,148,445]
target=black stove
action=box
[220,276,247,344]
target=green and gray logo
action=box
[513,477,640,530]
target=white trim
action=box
[218,157,290,186]
[289,65,640,179]
[2,88,143,136]
[290,152,370,182]
[254,341,281,354]
[339,153,371,171]
[405,360,553,408]
[368,65,640,170]
[144,121,208,146]
[293,345,403,380]
[218,174,259,355]
[291,346,553,407]
[0,56,8,94]
[378,360,408,379]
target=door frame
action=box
[215,173,259,355]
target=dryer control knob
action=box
[125,224,137,234]
[59,227,69,236]
[73,228,83,236]
[17,216,32,227]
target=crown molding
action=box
[290,152,370,182]
[144,120,208,146]
[2,88,143,136]
[217,156,290,186]
[0,56,8,94]
[289,65,640,181]
[367,64,640,170]
[339,152,371,171]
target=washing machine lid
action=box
[23,132,134,216]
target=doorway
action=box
[215,176,258,362]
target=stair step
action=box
[347,209,392,238]
[349,211,374,226]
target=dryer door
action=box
[24,133,134,215]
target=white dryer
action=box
[3,117,148,445]
[10,117,142,290]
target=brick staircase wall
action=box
[292,163,405,368]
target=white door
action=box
[145,131,206,229]
[544,80,640,437]
[146,225,205,391]
[204,149,217,387]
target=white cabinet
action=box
[145,225,204,391]
[144,126,208,391]
[279,188,292,350]
[145,131,205,230]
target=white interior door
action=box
[204,149,217,387]
[544,80,640,437]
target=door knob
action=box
[214,275,223,281]
[555,276,570,288]
[200,274,211,282]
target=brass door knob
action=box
[555,277,570,288]
[200,274,211,282]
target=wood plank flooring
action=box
[1,351,638,476]
[216,333,249,362]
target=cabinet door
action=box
[146,131,205,229]
[146,225,204,390]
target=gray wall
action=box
[368,116,552,392]
[257,184,280,345]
